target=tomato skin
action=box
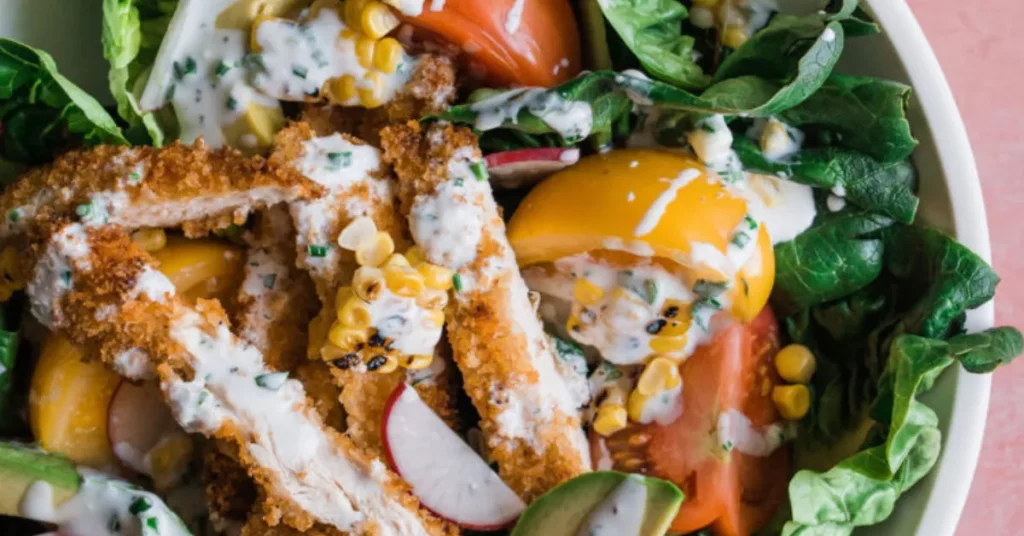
[590,307,790,536]
[402,0,581,87]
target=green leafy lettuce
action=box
[0,38,127,180]
[0,306,19,433]
[102,0,176,145]
[593,0,709,90]
[784,328,1022,535]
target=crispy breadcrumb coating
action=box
[26,223,455,536]
[381,123,591,502]
[0,141,322,240]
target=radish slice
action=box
[108,381,191,486]
[382,384,526,530]
[485,148,580,190]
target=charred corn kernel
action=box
[328,322,369,350]
[369,354,399,374]
[353,266,385,301]
[320,343,349,361]
[405,246,427,266]
[593,404,628,437]
[416,263,454,291]
[637,357,681,396]
[417,288,449,310]
[357,72,386,109]
[325,74,358,104]
[775,344,816,384]
[573,279,605,307]
[384,253,410,268]
[355,231,394,267]
[650,334,687,355]
[307,313,331,359]
[361,1,400,39]
[385,266,426,297]
[423,308,445,328]
[772,384,811,420]
[657,319,690,337]
[355,36,376,70]
[402,354,433,370]
[627,389,651,422]
[344,0,372,27]
[337,296,373,328]
[723,24,750,49]
[131,228,167,252]
[373,37,402,73]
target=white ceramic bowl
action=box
[0,1,991,534]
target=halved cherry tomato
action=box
[402,0,581,87]
[591,307,789,536]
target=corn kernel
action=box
[344,0,372,27]
[334,285,354,308]
[650,334,687,355]
[337,296,373,328]
[405,246,427,266]
[353,266,385,301]
[148,432,194,489]
[325,74,358,104]
[402,354,433,370]
[355,231,395,267]
[373,37,403,73]
[423,308,445,328]
[772,384,810,420]
[593,404,628,437]
[416,288,449,310]
[361,1,400,39]
[355,36,376,70]
[602,385,627,406]
[131,228,167,252]
[627,389,650,423]
[567,314,582,335]
[636,357,681,396]
[368,354,399,374]
[307,313,331,359]
[358,72,386,109]
[321,343,349,361]
[573,278,605,307]
[0,246,24,291]
[328,322,369,350]
[661,298,691,320]
[338,216,377,250]
[723,24,749,49]
[775,344,816,384]
[384,253,410,268]
[416,262,454,291]
[384,266,425,297]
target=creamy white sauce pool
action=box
[295,134,383,189]
[410,148,488,271]
[470,88,594,143]
[717,409,792,457]
[637,381,683,425]
[633,168,702,237]
[367,287,444,356]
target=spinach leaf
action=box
[734,136,919,224]
[779,73,917,163]
[785,329,1022,535]
[0,307,20,433]
[102,0,175,146]
[772,213,893,315]
[0,38,127,167]
[595,0,709,90]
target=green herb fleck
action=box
[744,215,758,230]
[197,390,209,406]
[129,497,151,515]
[470,161,488,181]
[75,203,92,218]
[127,171,142,185]
[108,513,121,533]
[642,279,658,304]
[452,273,463,292]
[7,209,19,223]
[327,151,352,168]
[722,440,734,452]
[215,61,232,77]
[730,232,751,248]
[255,372,289,390]
[693,279,727,299]
[146,517,158,530]
[226,96,239,111]
[262,274,277,290]
[60,271,72,286]
[165,84,176,101]
[308,244,329,257]
[292,65,309,79]
[453,177,464,187]
[173,56,197,80]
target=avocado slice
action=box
[0,442,81,520]
[511,471,684,536]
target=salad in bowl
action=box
[0,0,1018,535]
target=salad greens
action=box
[0,38,126,183]
[0,307,20,433]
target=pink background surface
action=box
[906,0,1024,533]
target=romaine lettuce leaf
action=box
[0,306,18,433]
[0,38,127,175]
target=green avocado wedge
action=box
[0,442,81,519]
[510,471,683,536]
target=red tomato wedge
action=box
[402,0,581,87]
[591,307,790,536]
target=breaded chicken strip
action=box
[301,55,457,147]
[0,141,322,240]
[381,123,591,501]
[235,205,318,372]
[26,223,455,536]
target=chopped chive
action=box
[722,440,734,452]
[308,244,329,257]
[744,214,758,230]
[146,517,158,530]
[129,497,151,515]
[7,209,18,223]
[197,390,209,406]
[312,49,328,68]
[327,151,352,168]
[108,513,121,532]
[75,203,92,218]
[453,177,464,187]
[262,274,277,289]
[693,279,727,299]
[215,61,232,77]
[730,232,751,248]
[642,279,658,305]
[292,65,309,79]
[470,161,488,181]
[173,56,197,80]
[165,84,176,101]
[127,171,142,185]
[226,96,239,111]
[60,270,72,286]
[452,273,463,292]
[255,372,289,390]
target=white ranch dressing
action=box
[27,225,92,327]
[717,409,792,457]
[295,134,382,189]
[409,148,488,270]
[739,173,816,245]
[505,0,527,34]
[366,287,444,356]
[384,0,426,16]
[470,88,594,143]
[637,382,683,425]
[633,168,702,237]
[575,475,648,536]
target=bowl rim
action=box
[867,2,993,535]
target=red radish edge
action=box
[484,148,580,187]
[382,384,525,531]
